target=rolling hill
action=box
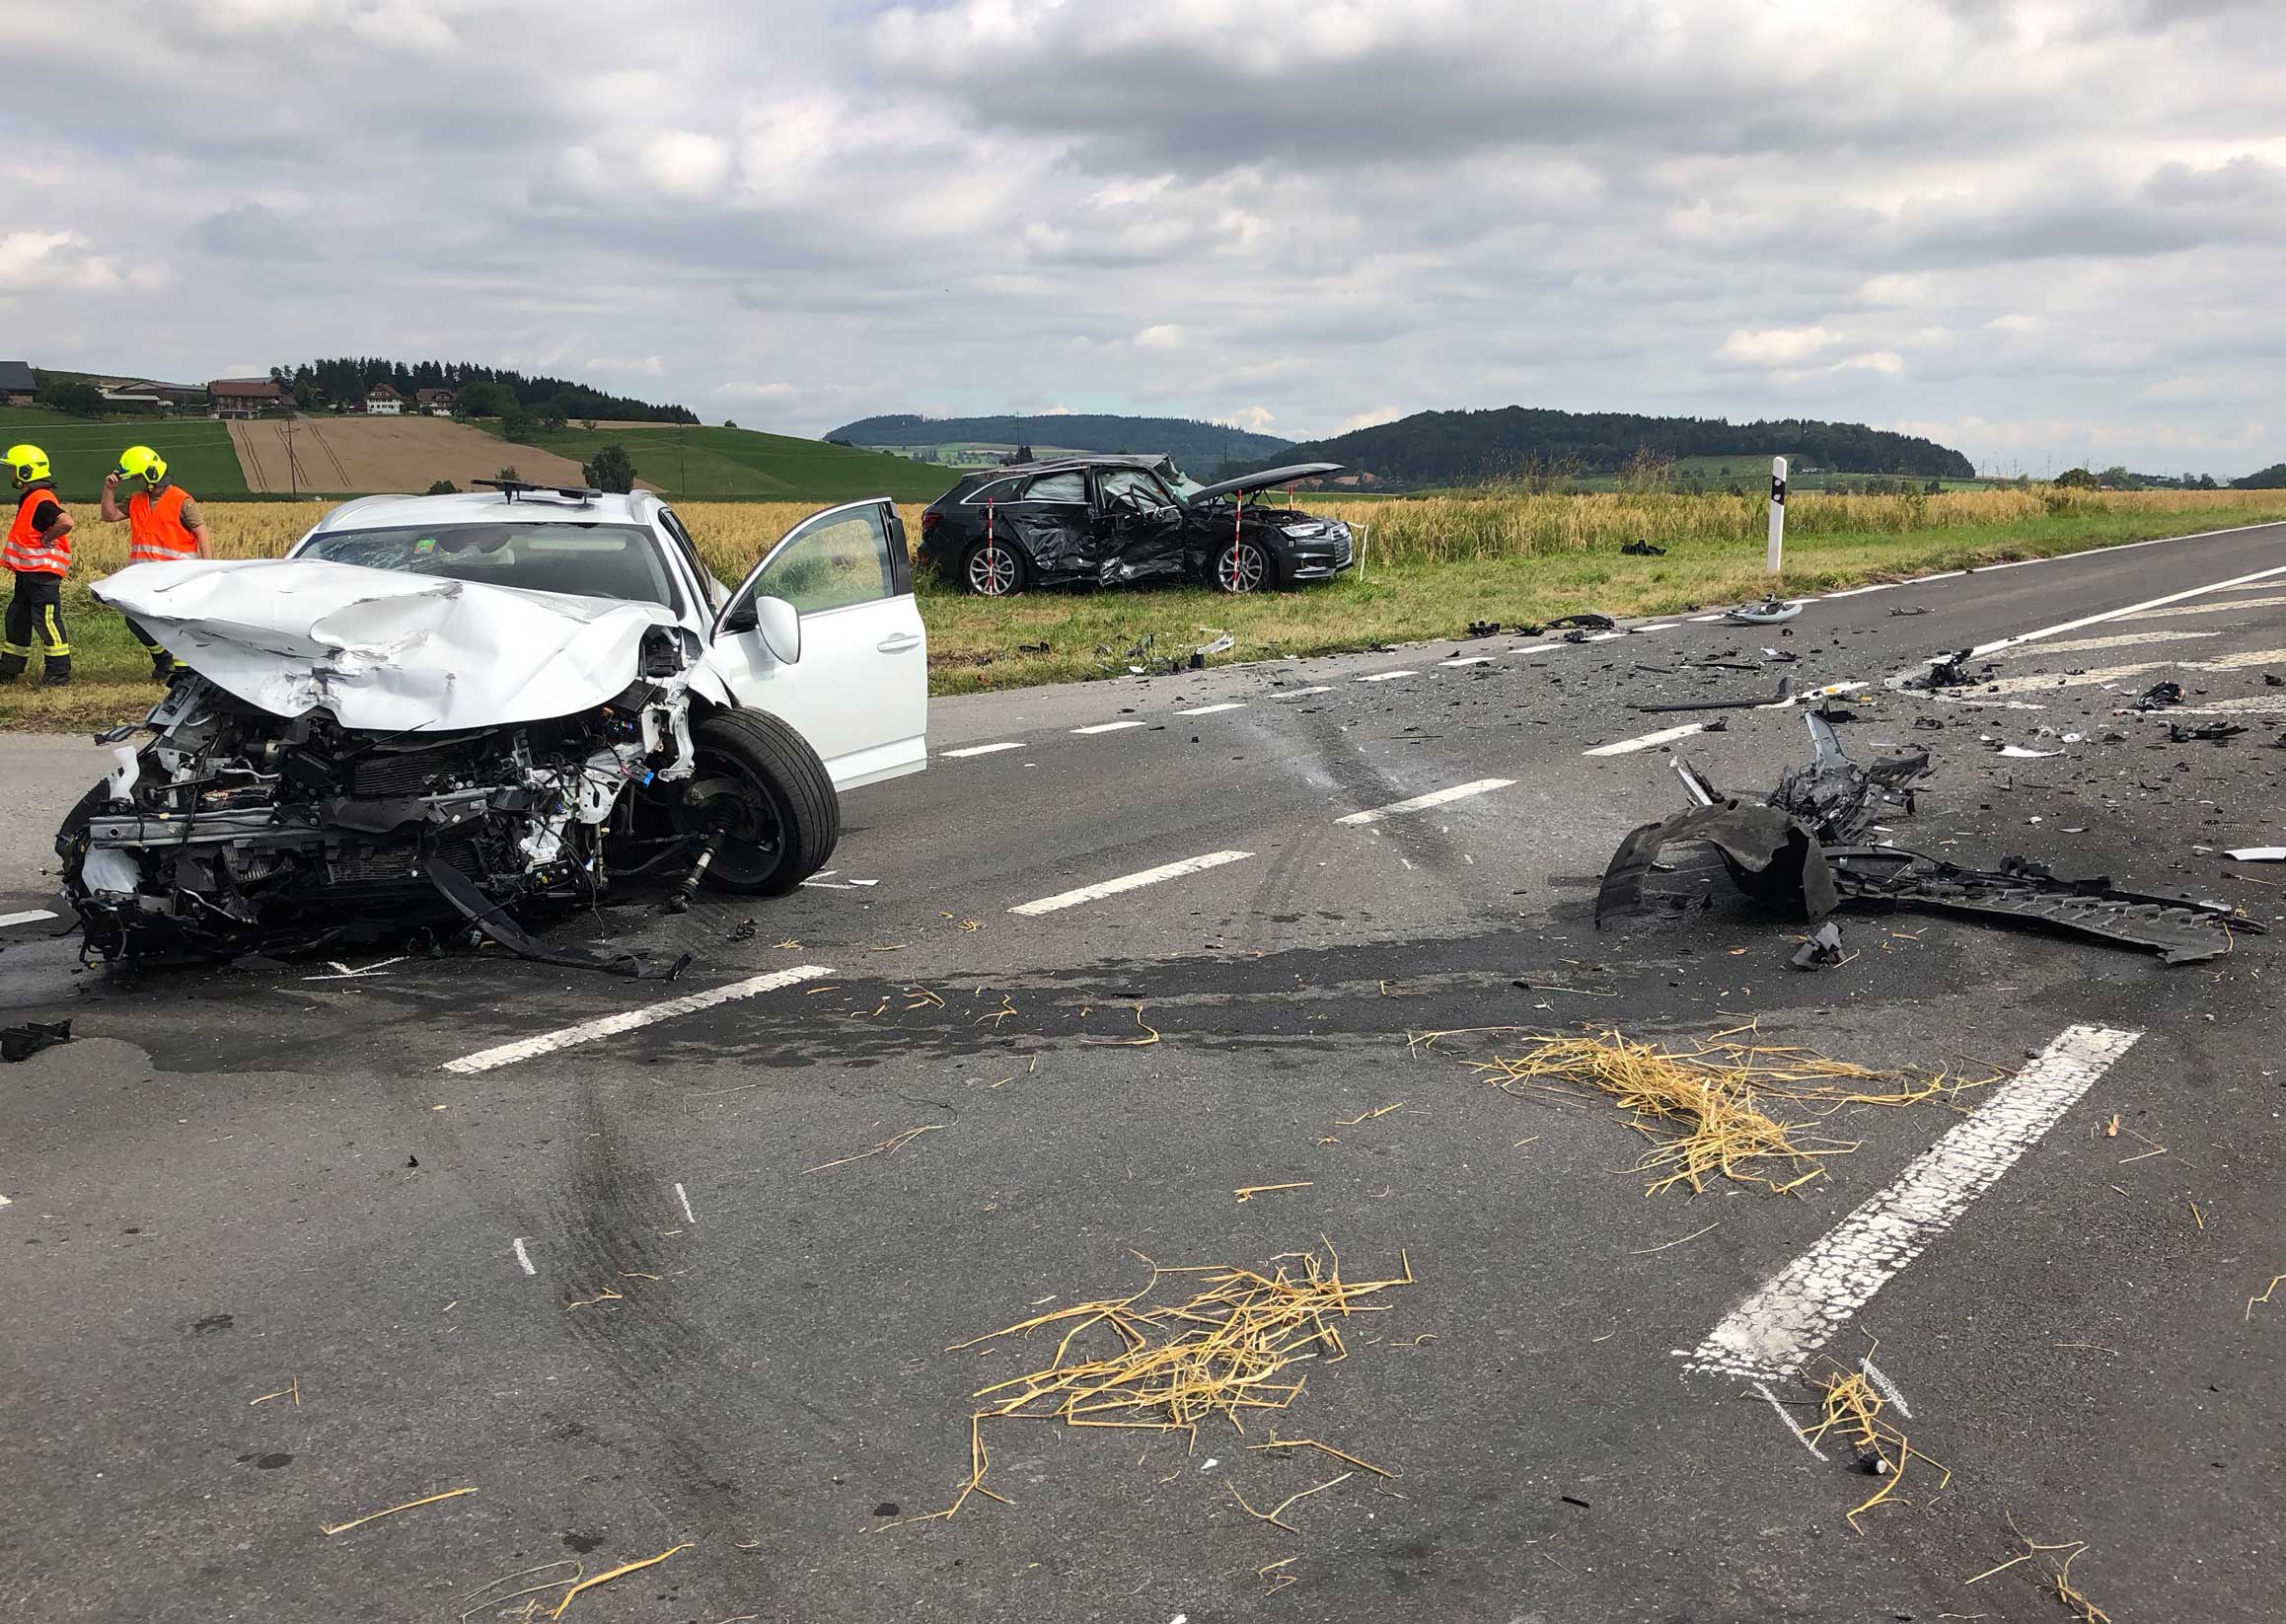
[1256,407,1976,486]
[828,412,1290,469]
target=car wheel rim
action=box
[968,546,1016,595]
[1217,544,1266,593]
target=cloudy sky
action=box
[11,0,2283,474]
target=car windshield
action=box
[1159,465,1206,500]
[297,522,678,609]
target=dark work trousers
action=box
[0,569,69,683]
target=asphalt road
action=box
[4,520,2284,1623]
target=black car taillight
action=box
[921,510,941,532]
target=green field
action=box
[481,421,955,502]
[0,406,250,500]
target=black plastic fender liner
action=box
[426,860,691,981]
[1596,801,1837,927]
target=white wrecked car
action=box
[57,480,927,970]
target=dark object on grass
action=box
[2,1018,70,1062]
[1016,639,1051,653]
[2169,721,2247,744]
[1467,620,1500,638]
[1621,539,1666,556]
[1790,922,1846,970]
[2135,681,2184,710]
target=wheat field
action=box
[82,485,2278,581]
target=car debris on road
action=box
[1722,596,1803,626]
[1596,714,2257,963]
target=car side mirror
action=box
[753,594,801,664]
[721,598,759,633]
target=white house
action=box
[365,383,405,416]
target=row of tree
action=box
[1261,406,1978,484]
[267,359,696,423]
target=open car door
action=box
[702,498,927,790]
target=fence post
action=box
[1766,456,1788,574]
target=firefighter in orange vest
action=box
[1,443,74,685]
[101,444,213,681]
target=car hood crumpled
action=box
[94,557,678,732]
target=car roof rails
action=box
[472,478,602,505]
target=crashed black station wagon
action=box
[916,456,1355,596]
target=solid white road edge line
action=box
[443,964,835,1074]
[1335,778,1515,826]
[0,909,56,928]
[939,741,1026,758]
[1681,1022,2140,1381]
[1008,850,1253,917]
[1947,563,2286,666]
[1176,702,1247,715]
[1585,723,1707,758]
[1072,720,1145,735]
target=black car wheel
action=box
[675,710,840,895]
[964,540,1026,597]
[1213,538,1273,594]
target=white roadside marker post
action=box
[1766,456,1787,575]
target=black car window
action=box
[298,522,679,609]
[1023,471,1087,503]
[960,477,1024,506]
[1098,469,1173,510]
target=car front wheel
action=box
[963,540,1026,597]
[1213,538,1273,594]
[677,710,840,895]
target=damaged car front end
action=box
[60,545,844,973]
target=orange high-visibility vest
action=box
[128,482,199,563]
[3,484,70,575]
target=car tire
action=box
[963,539,1027,597]
[1213,538,1274,594]
[685,710,841,896]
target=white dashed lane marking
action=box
[1585,723,1708,758]
[443,965,836,1074]
[1439,656,1496,668]
[1335,778,1515,826]
[1007,849,1253,917]
[939,741,1025,758]
[1072,720,1146,735]
[1176,702,1247,716]
[0,909,56,928]
[1275,686,1333,700]
[1683,1023,2140,1381]
[1357,671,1414,683]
